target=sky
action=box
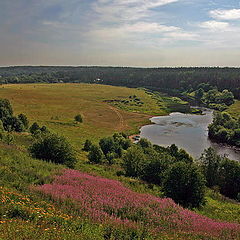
[1,0,240,67]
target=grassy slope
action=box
[0,83,240,239]
[227,100,240,118]
[0,84,168,146]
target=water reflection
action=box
[140,109,240,161]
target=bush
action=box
[122,146,146,177]
[18,113,29,130]
[163,162,206,208]
[4,116,25,132]
[199,147,222,187]
[88,145,104,164]
[74,114,83,123]
[219,159,240,200]
[29,122,40,134]
[29,133,77,168]
[83,139,92,151]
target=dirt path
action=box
[108,105,125,131]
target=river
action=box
[140,108,240,161]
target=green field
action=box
[0,84,172,147]
[227,100,240,118]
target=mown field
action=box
[0,83,240,240]
[0,84,171,147]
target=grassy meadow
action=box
[0,83,170,147]
[0,83,240,240]
[227,100,240,118]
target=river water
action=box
[140,109,240,161]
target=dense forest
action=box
[0,66,240,99]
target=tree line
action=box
[0,66,240,99]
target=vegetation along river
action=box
[140,108,240,161]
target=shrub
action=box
[163,162,206,208]
[219,159,240,200]
[4,116,25,132]
[18,113,29,130]
[122,146,146,177]
[88,145,104,164]
[74,114,83,123]
[199,147,222,187]
[83,139,92,151]
[29,122,40,134]
[29,133,77,168]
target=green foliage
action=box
[199,148,222,188]
[83,139,92,151]
[199,147,240,201]
[122,146,146,178]
[0,99,28,132]
[29,122,40,134]
[163,162,206,208]
[74,114,83,123]
[88,144,104,164]
[0,99,13,119]
[29,133,77,168]
[219,158,240,200]
[202,89,234,107]
[195,88,204,100]
[18,113,29,130]
[167,144,193,163]
[208,112,240,146]
[97,133,131,165]
[4,116,25,132]
[137,138,152,149]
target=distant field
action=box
[0,83,169,146]
[227,100,240,118]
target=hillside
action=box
[0,83,189,146]
[0,83,240,240]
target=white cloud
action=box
[210,9,240,20]
[199,21,230,31]
[93,0,179,21]
[123,22,180,33]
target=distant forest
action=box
[0,66,240,99]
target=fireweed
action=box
[35,169,240,239]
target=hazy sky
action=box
[1,0,240,67]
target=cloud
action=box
[92,0,179,21]
[199,21,230,31]
[210,9,240,20]
[122,22,180,33]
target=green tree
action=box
[137,138,152,149]
[29,122,40,134]
[88,145,104,164]
[83,139,92,151]
[99,137,116,156]
[195,88,204,100]
[163,162,206,208]
[199,147,221,187]
[18,113,29,130]
[122,146,146,177]
[0,99,13,119]
[4,116,24,132]
[29,133,77,168]
[219,159,240,200]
